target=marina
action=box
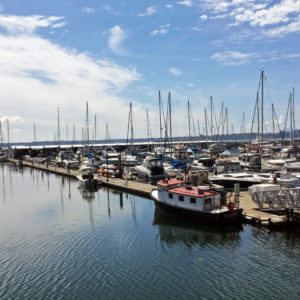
[1,162,300,299]
[1,2,300,298]
[7,157,300,228]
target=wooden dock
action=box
[8,158,299,228]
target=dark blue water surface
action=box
[0,163,300,300]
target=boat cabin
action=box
[157,179,221,212]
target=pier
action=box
[8,158,300,228]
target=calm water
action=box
[0,163,300,300]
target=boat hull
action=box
[76,176,101,187]
[210,179,260,189]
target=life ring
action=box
[227,202,235,211]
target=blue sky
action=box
[0,0,300,142]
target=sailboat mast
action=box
[0,121,2,147]
[159,91,162,142]
[168,92,172,159]
[261,70,264,148]
[225,107,228,144]
[256,92,260,151]
[57,107,60,146]
[33,123,36,145]
[130,103,134,149]
[290,92,293,146]
[86,102,89,147]
[94,115,97,143]
[272,104,275,144]
[66,123,68,143]
[292,87,295,143]
[210,96,213,137]
[188,100,191,141]
[205,109,208,149]
[73,124,75,144]
[146,109,150,150]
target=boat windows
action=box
[190,197,196,204]
[179,195,184,202]
[169,193,173,199]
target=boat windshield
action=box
[149,160,162,167]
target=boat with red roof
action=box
[151,178,243,224]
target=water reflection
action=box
[153,207,242,247]
[78,186,102,227]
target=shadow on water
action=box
[153,207,243,247]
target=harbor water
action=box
[0,163,300,299]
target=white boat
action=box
[151,179,242,224]
[100,148,120,165]
[76,165,101,187]
[135,156,165,180]
[210,160,270,189]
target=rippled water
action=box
[0,163,300,299]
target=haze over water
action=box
[0,163,300,299]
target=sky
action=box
[0,0,300,143]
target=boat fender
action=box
[227,202,235,211]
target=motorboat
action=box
[210,160,270,189]
[151,179,242,224]
[76,165,101,187]
[100,148,120,165]
[135,156,165,180]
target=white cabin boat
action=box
[76,165,101,187]
[210,160,270,189]
[135,156,165,180]
[151,179,242,224]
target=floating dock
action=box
[8,159,300,229]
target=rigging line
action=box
[216,102,223,142]
[281,96,290,147]
[212,99,218,137]
[273,105,283,139]
[248,95,257,152]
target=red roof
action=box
[169,186,217,198]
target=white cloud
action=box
[200,15,208,21]
[234,0,300,27]
[166,4,173,9]
[211,51,254,65]
[108,25,127,55]
[0,15,141,142]
[169,67,182,76]
[82,7,95,14]
[0,14,65,34]
[138,6,157,17]
[177,0,194,7]
[175,0,300,39]
[103,5,120,15]
[192,26,202,31]
[150,24,170,36]
[263,15,300,37]
[0,116,23,124]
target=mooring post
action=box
[234,183,240,208]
